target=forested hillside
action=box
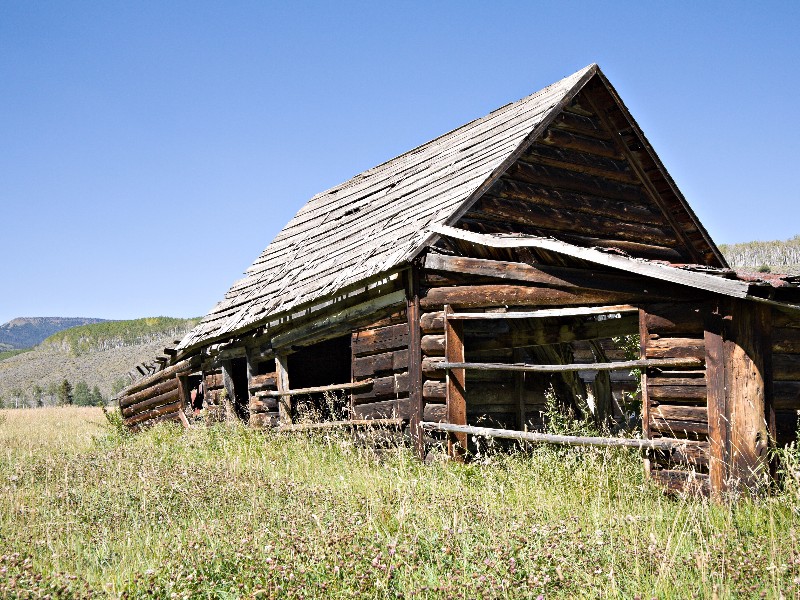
[0,317,107,350]
[719,235,800,273]
[0,317,198,407]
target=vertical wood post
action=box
[638,308,651,478]
[245,349,257,403]
[444,305,467,461]
[406,266,425,459]
[276,354,291,425]
[513,348,526,431]
[725,299,770,491]
[221,360,236,421]
[176,375,191,428]
[704,303,728,498]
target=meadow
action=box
[1,407,799,599]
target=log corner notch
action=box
[705,298,773,498]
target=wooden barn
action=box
[117,64,800,496]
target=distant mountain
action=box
[0,316,198,406]
[0,317,108,350]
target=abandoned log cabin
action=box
[117,63,800,496]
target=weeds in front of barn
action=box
[0,407,799,598]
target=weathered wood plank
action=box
[351,374,409,403]
[773,328,800,354]
[421,285,651,310]
[119,377,179,409]
[445,306,467,460]
[352,323,410,356]
[434,357,702,373]
[645,337,705,360]
[352,349,409,378]
[122,388,181,419]
[352,398,412,420]
[644,303,705,336]
[276,355,291,425]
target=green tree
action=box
[57,380,73,406]
[46,381,60,406]
[11,387,27,409]
[32,384,44,408]
[73,381,92,406]
[90,385,105,406]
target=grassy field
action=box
[1,408,800,598]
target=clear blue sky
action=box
[1,1,798,324]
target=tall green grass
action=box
[1,407,799,598]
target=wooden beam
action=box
[428,224,752,299]
[443,304,638,320]
[121,355,202,396]
[445,305,467,460]
[276,354,291,425]
[704,304,728,498]
[434,357,701,374]
[260,379,374,398]
[277,418,403,433]
[420,421,709,452]
[221,360,235,421]
[406,266,425,459]
[725,299,771,492]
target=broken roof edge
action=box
[428,224,800,311]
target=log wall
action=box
[773,307,800,447]
[350,312,411,420]
[640,303,711,492]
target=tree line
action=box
[0,379,107,409]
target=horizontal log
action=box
[650,404,707,423]
[773,328,800,354]
[423,380,446,401]
[215,346,246,361]
[650,469,710,496]
[774,354,800,381]
[420,421,708,452]
[556,234,686,262]
[421,311,445,333]
[434,358,702,373]
[122,388,181,418]
[421,334,446,356]
[249,397,278,412]
[539,127,622,159]
[119,377,179,409]
[645,337,705,360]
[277,418,403,433]
[121,355,201,396]
[522,144,637,184]
[249,373,277,390]
[650,417,708,437]
[643,303,705,336]
[129,410,183,433]
[648,385,707,401]
[352,323,410,356]
[423,402,447,422]
[124,400,184,427]
[507,159,645,205]
[262,379,374,398]
[352,373,409,403]
[647,375,706,386]
[352,398,412,420]
[774,382,800,410]
[422,356,445,379]
[420,285,650,310]
[773,308,800,329]
[473,195,676,247]
[445,304,638,320]
[353,349,409,378]
[651,442,709,467]
[249,412,279,429]
[552,109,607,138]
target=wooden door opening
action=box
[287,335,352,420]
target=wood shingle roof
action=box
[178,65,598,351]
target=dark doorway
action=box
[229,358,250,423]
[287,335,352,420]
